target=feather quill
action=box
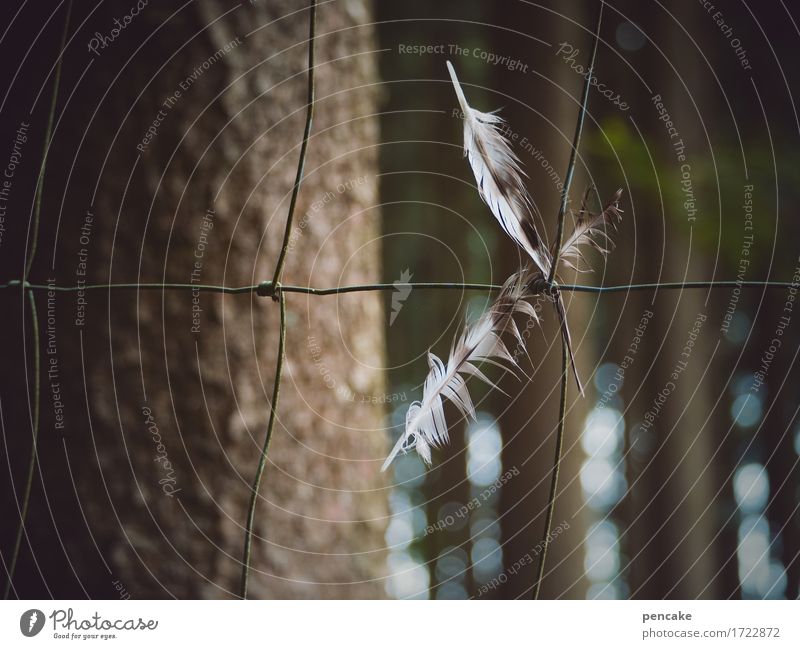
[447,60,584,394]
[382,269,539,470]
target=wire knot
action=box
[528,276,559,298]
[257,281,282,301]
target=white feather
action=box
[447,60,551,276]
[447,61,585,395]
[559,187,623,273]
[382,269,539,470]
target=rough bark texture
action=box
[5,0,388,599]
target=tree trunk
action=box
[3,0,388,599]
[491,0,592,599]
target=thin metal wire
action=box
[240,292,287,600]
[4,0,72,600]
[239,0,317,598]
[559,280,798,293]
[23,0,72,281]
[535,0,603,601]
[546,3,602,286]
[269,0,317,293]
[1,280,260,294]
[533,335,568,600]
[3,292,41,600]
[2,279,796,295]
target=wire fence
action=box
[2,0,797,601]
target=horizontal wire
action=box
[0,279,795,297]
[0,280,257,294]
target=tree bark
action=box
[3,0,388,599]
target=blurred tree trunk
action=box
[492,1,592,599]
[4,0,388,598]
[375,0,491,599]
[613,0,736,599]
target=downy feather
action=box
[382,269,539,470]
[559,187,623,272]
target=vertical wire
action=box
[240,293,286,599]
[547,0,604,285]
[533,337,568,599]
[4,0,72,599]
[240,0,317,598]
[270,0,317,291]
[534,0,604,600]
[23,0,73,280]
[3,291,41,599]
